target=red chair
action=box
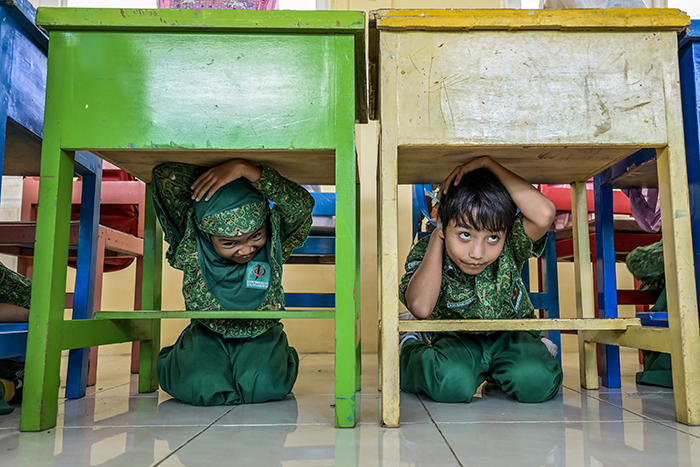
[17,162,145,395]
[539,184,661,386]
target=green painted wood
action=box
[36,8,364,33]
[20,147,75,432]
[19,32,77,430]
[26,8,363,431]
[95,310,336,319]
[61,320,155,350]
[36,8,367,124]
[51,33,340,152]
[355,183,362,392]
[139,184,162,394]
[334,34,357,429]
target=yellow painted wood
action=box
[396,146,648,186]
[95,310,336,319]
[399,318,641,332]
[571,181,599,390]
[368,28,680,182]
[656,31,700,424]
[379,31,401,429]
[370,8,690,31]
[583,327,672,354]
[372,8,699,427]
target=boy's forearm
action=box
[485,158,556,239]
[404,233,443,319]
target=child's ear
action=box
[436,220,445,239]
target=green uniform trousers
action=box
[401,330,562,403]
[158,321,299,406]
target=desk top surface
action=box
[36,8,365,34]
[369,9,689,32]
[2,0,48,51]
[679,19,700,48]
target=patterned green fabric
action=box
[626,240,672,388]
[192,176,277,313]
[626,239,665,291]
[0,262,31,309]
[151,163,314,338]
[399,213,547,321]
[197,202,267,237]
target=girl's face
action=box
[211,224,267,263]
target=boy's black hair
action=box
[437,168,517,233]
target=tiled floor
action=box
[0,335,698,466]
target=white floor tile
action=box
[0,350,696,466]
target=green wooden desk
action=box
[24,8,366,431]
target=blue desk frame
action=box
[593,20,700,388]
[0,0,102,398]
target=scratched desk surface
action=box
[369,8,689,185]
[35,8,367,184]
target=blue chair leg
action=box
[542,231,561,365]
[594,174,621,388]
[65,157,102,399]
[679,31,700,312]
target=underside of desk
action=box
[396,145,648,185]
[89,149,341,184]
[3,121,42,176]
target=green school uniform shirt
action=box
[0,262,31,309]
[399,213,547,321]
[152,163,313,339]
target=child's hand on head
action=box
[441,156,494,194]
[191,158,263,202]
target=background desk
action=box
[370,8,698,427]
[0,0,103,369]
[24,8,366,431]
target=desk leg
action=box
[659,34,700,424]
[657,145,700,425]
[335,142,357,428]
[571,181,599,390]
[334,40,358,427]
[355,182,362,392]
[379,32,401,426]
[20,148,76,431]
[139,184,162,394]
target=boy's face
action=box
[211,224,267,264]
[438,218,505,275]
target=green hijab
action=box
[193,178,281,312]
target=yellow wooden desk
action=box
[370,8,698,427]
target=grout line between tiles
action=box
[418,396,465,467]
[434,420,647,425]
[150,406,239,467]
[563,384,700,440]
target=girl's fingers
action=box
[191,171,213,192]
[193,176,217,201]
[203,181,224,201]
